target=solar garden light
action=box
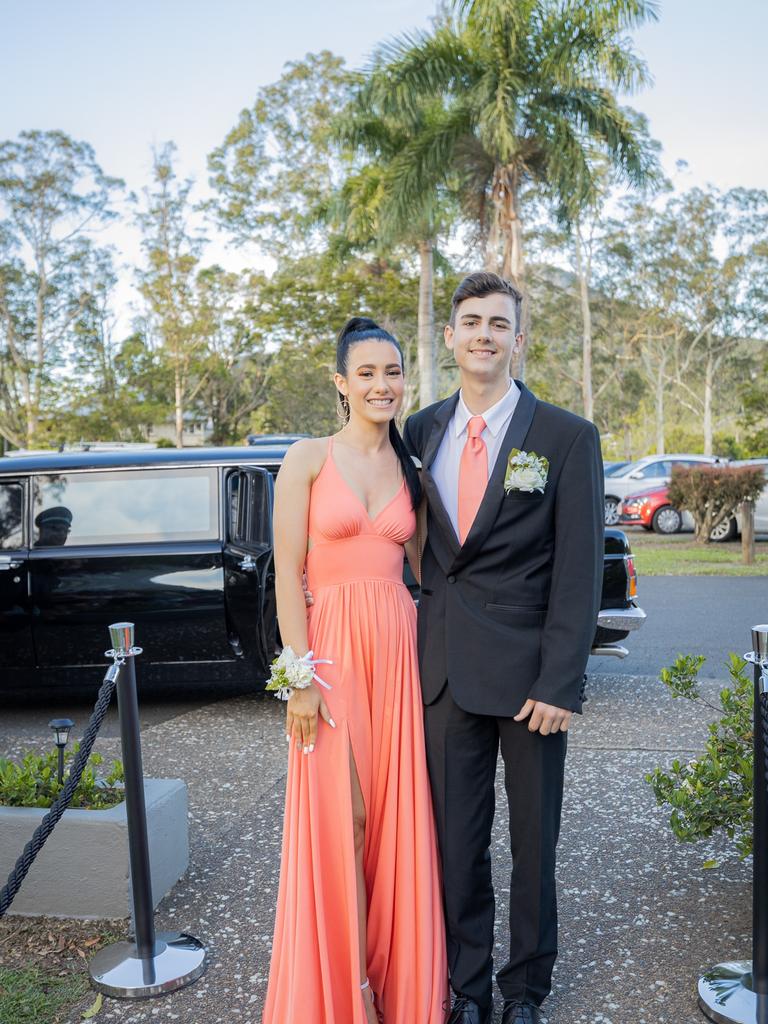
[48,718,74,785]
[698,625,768,1024]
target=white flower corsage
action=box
[504,448,549,494]
[265,646,333,701]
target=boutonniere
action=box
[504,448,549,494]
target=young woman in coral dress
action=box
[262,318,448,1024]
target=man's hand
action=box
[302,572,314,608]
[514,699,572,735]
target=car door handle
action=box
[0,559,22,570]
[238,554,257,572]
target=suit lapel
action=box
[422,392,461,560]
[451,380,538,572]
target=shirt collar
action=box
[454,379,519,438]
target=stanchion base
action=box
[698,961,768,1024]
[88,931,206,998]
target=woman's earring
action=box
[336,393,350,423]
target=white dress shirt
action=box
[430,379,520,538]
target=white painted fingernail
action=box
[285,735,290,742]
[309,744,315,753]
[329,718,336,728]
[303,746,309,754]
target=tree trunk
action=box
[703,348,714,455]
[30,269,46,445]
[491,163,529,381]
[417,240,436,408]
[574,224,593,421]
[655,340,666,455]
[175,369,184,448]
[741,499,755,565]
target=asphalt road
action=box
[589,575,768,680]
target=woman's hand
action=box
[286,686,335,753]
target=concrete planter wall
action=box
[0,778,188,919]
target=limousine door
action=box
[223,467,276,681]
[29,466,236,669]
[0,479,34,667]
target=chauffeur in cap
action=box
[34,506,73,547]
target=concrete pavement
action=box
[13,669,741,1024]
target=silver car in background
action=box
[603,453,723,526]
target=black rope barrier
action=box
[0,658,123,919]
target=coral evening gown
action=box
[263,437,448,1024]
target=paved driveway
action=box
[1,576,763,1023]
[591,575,768,680]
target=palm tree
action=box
[332,98,455,407]
[363,0,660,377]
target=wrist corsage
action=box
[265,646,333,701]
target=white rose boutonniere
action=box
[504,448,549,494]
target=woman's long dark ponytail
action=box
[336,317,422,510]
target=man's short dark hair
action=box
[449,271,523,331]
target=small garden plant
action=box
[0,746,124,810]
[647,653,754,862]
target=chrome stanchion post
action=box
[698,624,768,1024]
[88,623,206,999]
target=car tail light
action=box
[625,555,637,599]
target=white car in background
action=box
[603,453,724,526]
[725,458,768,538]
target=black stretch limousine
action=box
[0,446,645,696]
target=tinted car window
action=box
[32,468,218,546]
[228,470,271,547]
[636,461,671,478]
[0,482,23,549]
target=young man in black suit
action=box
[403,272,603,1024]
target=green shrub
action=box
[668,464,766,544]
[0,745,124,810]
[646,653,753,861]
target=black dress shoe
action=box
[501,999,541,1024]
[446,993,492,1024]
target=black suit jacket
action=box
[403,382,603,716]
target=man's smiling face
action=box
[444,291,522,385]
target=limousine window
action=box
[228,469,271,547]
[0,482,23,549]
[32,468,219,546]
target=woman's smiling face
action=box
[334,340,404,424]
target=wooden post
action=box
[742,499,756,565]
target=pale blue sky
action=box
[1,0,766,323]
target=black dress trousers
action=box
[424,681,567,1009]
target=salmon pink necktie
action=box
[458,415,488,543]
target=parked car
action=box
[727,458,768,537]
[603,453,724,526]
[619,485,683,534]
[603,460,631,477]
[246,433,309,446]
[0,447,645,695]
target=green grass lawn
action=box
[0,966,89,1024]
[0,920,121,1024]
[624,529,768,576]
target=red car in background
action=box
[618,485,683,534]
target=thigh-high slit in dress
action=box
[262,437,448,1024]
